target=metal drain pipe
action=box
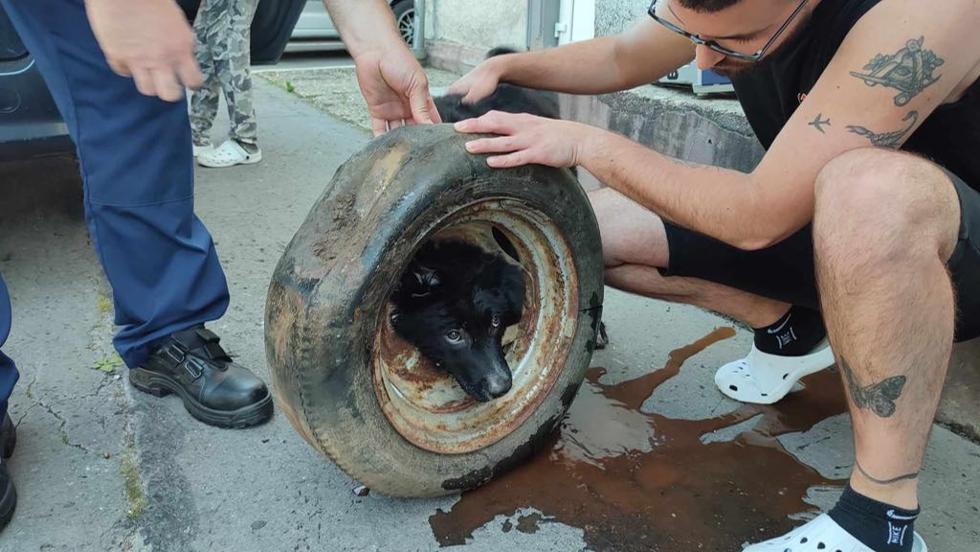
[412,0,426,60]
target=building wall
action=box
[594,0,649,37]
[423,0,528,53]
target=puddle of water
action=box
[429,327,849,551]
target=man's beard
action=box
[710,8,815,79]
[712,58,755,78]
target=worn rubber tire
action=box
[265,124,603,497]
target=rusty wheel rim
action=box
[370,198,579,454]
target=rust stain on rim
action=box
[370,198,579,454]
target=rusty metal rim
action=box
[370,197,580,454]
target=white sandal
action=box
[743,513,928,551]
[192,143,213,156]
[196,140,262,168]
[714,339,835,404]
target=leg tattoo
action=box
[856,460,919,485]
[840,357,907,418]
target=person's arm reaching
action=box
[84,0,202,102]
[456,0,980,250]
[448,18,694,103]
[323,0,441,135]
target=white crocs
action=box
[743,513,928,551]
[714,339,835,404]
[196,139,262,168]
[192,142,213,156]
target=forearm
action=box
[497,37,633,95]
[581,130,793,250]
[499,20,692,94]
[322,0,402,60]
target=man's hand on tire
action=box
[354,40,442,136]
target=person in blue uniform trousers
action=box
[0,0,275,529]
[0,0,438,532]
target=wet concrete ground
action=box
[0,74,978,551]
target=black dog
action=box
[386,49,602,402]
[433,48,607,349]
[434,47,561,123]
[390,240,525,402]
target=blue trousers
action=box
[0,0,231,416]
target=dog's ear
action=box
[409,264,441,298]
[500,263,525,317]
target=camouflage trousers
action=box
[189,0,260,147]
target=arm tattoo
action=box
[846,111,919,148]
[856,460,919,485]
[839,357,907,418]
[849,36,944,106]
[808,113,831,134]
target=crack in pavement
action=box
[23,374,123,455]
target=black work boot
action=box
[0,413,17,532]
[130,326,273,429]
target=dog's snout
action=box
[483,372,512,399]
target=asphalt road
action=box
[0,71,977,552]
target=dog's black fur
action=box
[434,47,561,123]
[390,240,525,402]
[386,48,604,402]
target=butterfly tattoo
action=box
[840,358,907,418]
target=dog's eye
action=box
[446,330,463,343]
[490,314,501,328]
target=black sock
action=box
[828,484,919,552]
[753,305,826,356]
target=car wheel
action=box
[265,124,604,497]
[392,0,415,45]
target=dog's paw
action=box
[594,321,610,350]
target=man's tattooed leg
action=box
[839,357,908,418]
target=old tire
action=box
[265,124,603,497]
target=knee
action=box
[587,187,669,268]
[813,149,956,261]
[588,188,626,266]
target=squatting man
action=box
[449,0,980,550]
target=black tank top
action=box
[730,0,980,188]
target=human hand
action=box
[446,56,506,104]
[353,41,442,136]
[454,111,596,169]
[84,0,202,102]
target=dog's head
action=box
[434,47,561,124]
[390,241,525,402]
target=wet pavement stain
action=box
[429,327,850,551]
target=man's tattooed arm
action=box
[839,357,908,418]
[849,36,944,106]
[808,113,831,134]
[846,111,919,148]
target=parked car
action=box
[0,1,305,161]
[0,7,71,161]
[287,0,415,53]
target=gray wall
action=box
[423,0,528,52]
[595,0,650,37]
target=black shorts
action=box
[662,171,980,342]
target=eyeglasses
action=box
[647,0,808,62]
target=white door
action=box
[556,0,595,45]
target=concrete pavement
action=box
[0,76,977,551]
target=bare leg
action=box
[589,187,791,328]
[813,149,961,509]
